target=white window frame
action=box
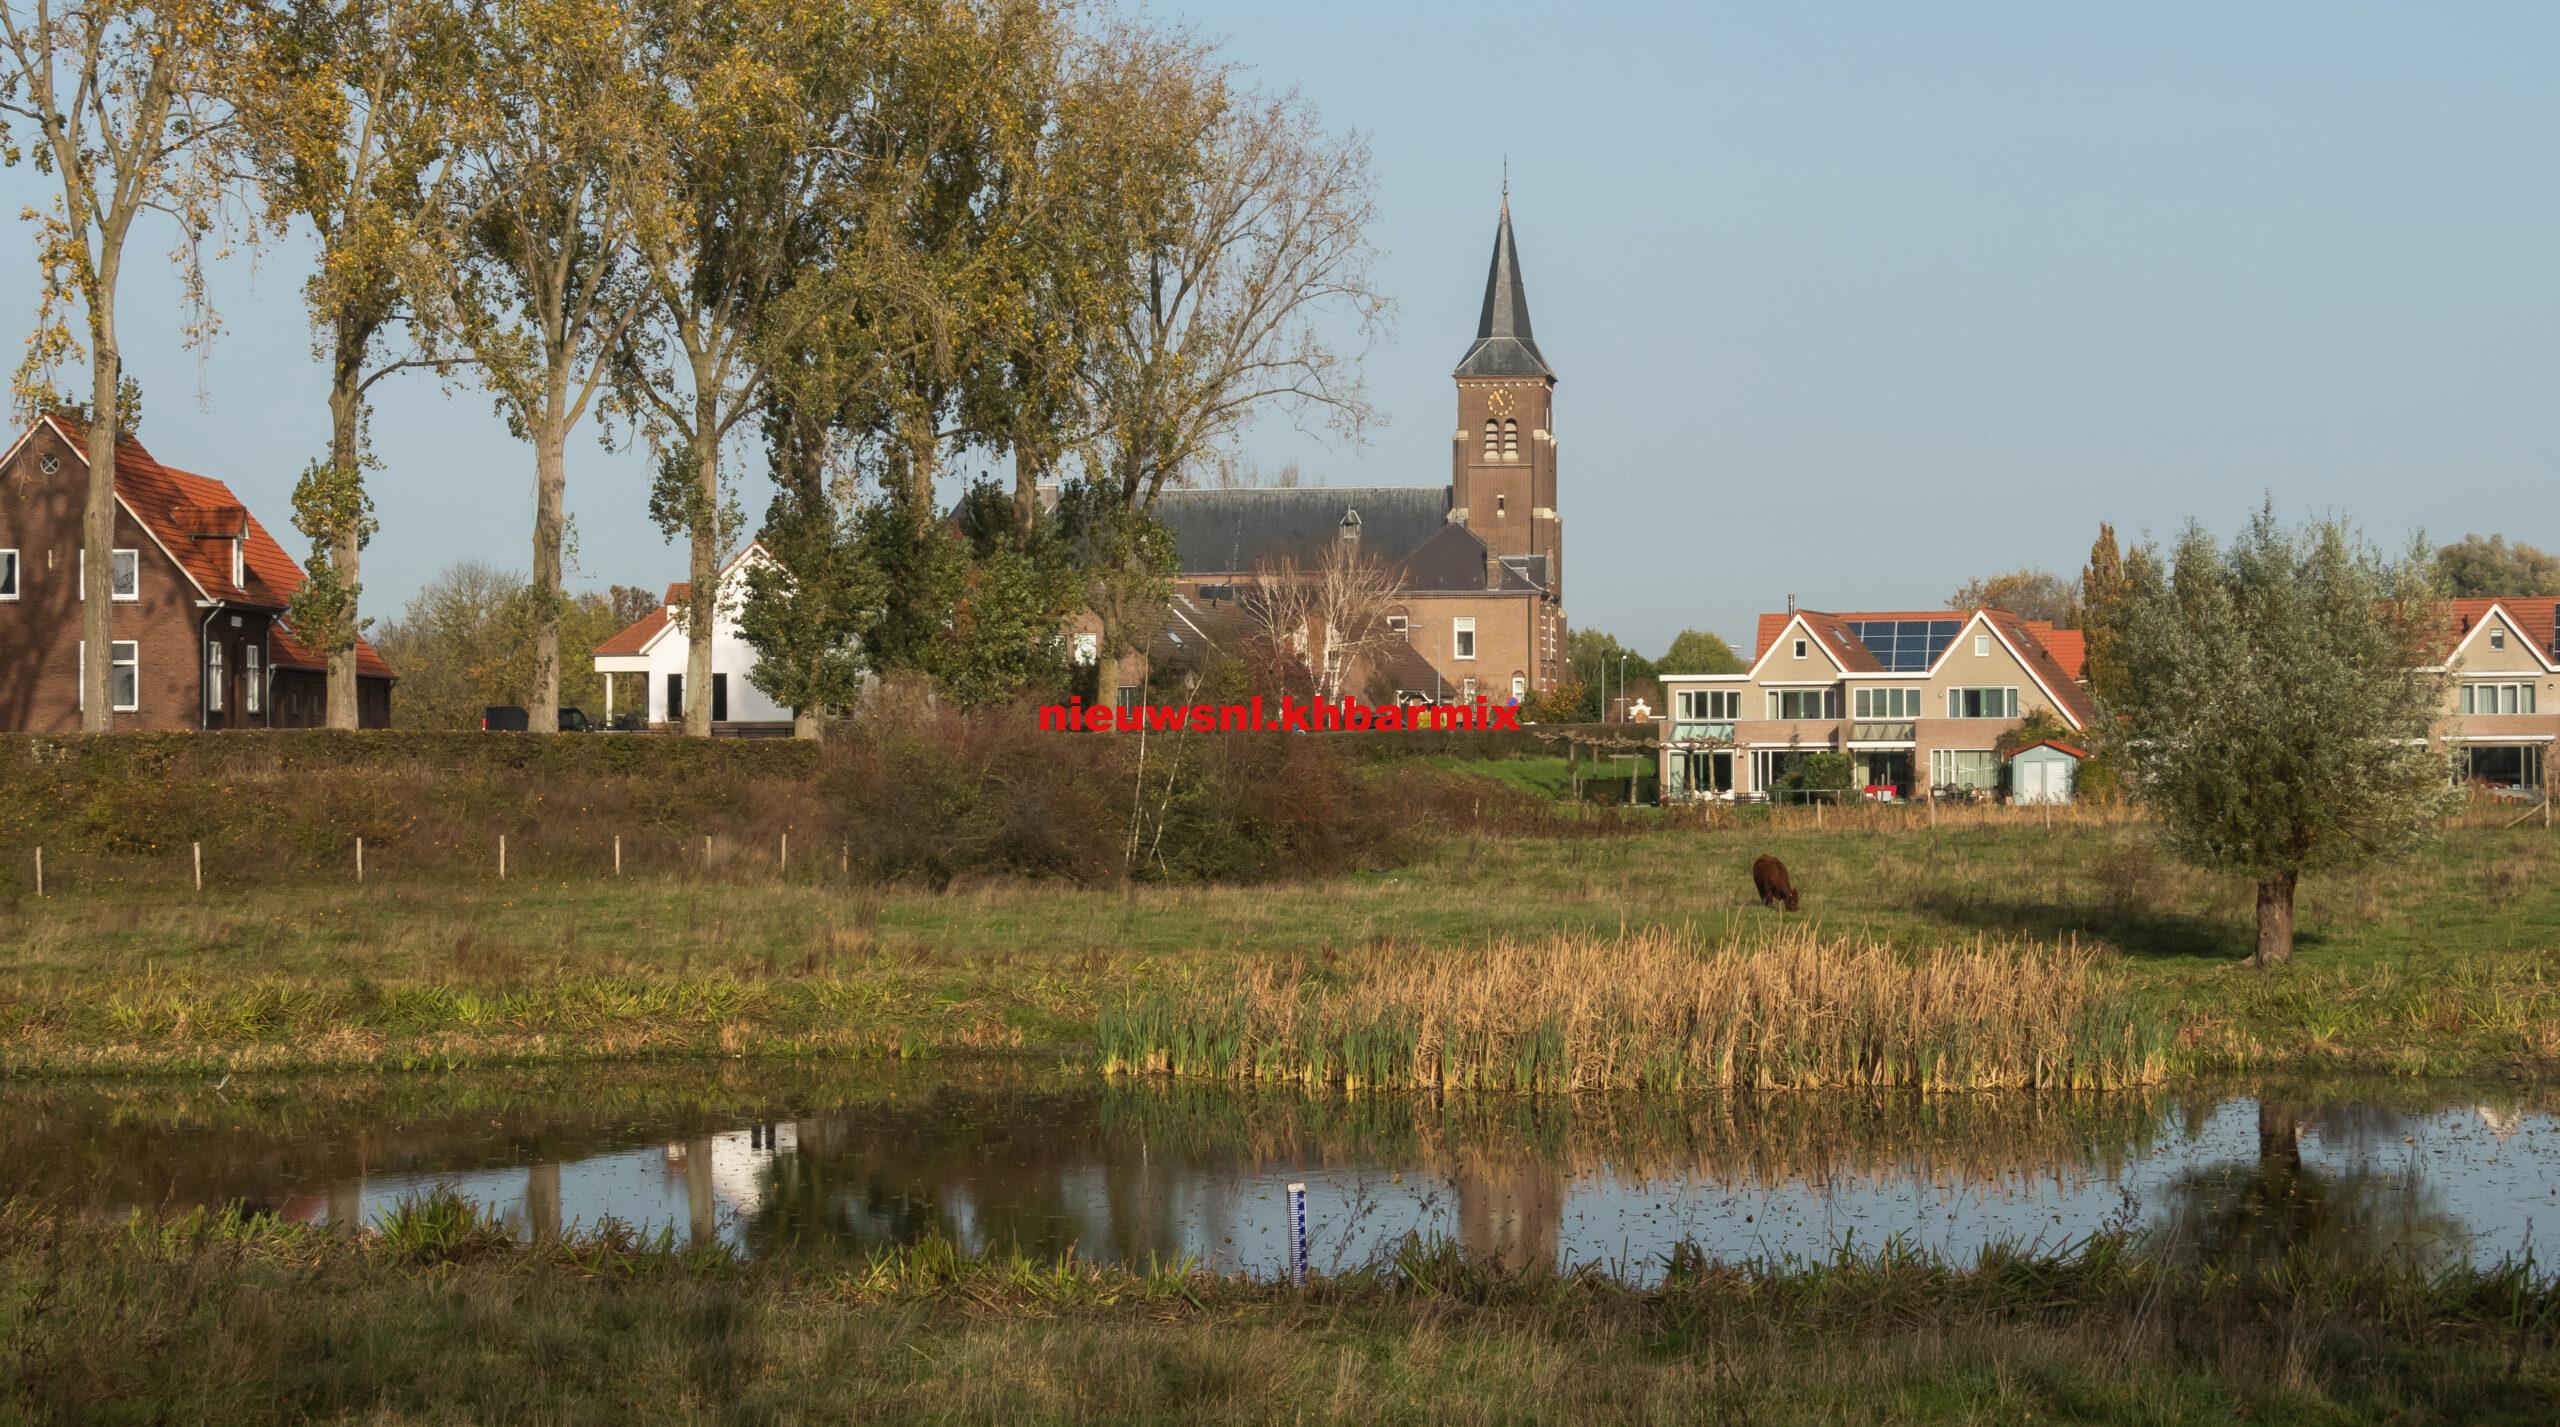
[1386,613,1408,636]
[1452,617,1477,661]
[79,548,141,601]
[230,538,245,590]
[206,639,224,714]
[1854,687,1921,720]
[1973,633,1990,657]
[2461,682,2536,716]
[1947,686,2020,719]
[1768,687,1838,721]
[1792,638,1808,659]
[0,548,17,599]
[78,639,141,713]
[243,644,263,715]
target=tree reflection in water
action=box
[2152,1099,2471,1275]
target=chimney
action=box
[1786,593,1796,615]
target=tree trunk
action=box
[528,380,568,733]
[793,708,820,740]
[81,327,119,733]
[2252,870,2298,966]
[685,386,719,739]
[324,357,365,731]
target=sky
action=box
[3,1,2554,655]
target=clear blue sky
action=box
[4,2,2553,654]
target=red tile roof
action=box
[2443,598,2559,665]
[38,414,394,679]
[2030,625,2087,681]
[594,607,671,657]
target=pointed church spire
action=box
[1455,188,1553,379]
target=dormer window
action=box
[230,537,244,590]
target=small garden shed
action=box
[2007,739,2086,805]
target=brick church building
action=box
[1123,195,1569,707]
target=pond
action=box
[7,1064,2553,1283]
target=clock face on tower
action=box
[1485,389,1513,418]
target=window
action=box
[2461,682,2537,715]
[230,538,244,590]
[2490,628,2508,651]
[1854,687,1921,719]
[1461,678,1476,701]
[1481,418,1498,458]
[1114,685,1140,709]
[1931,748,1999,791]
[206,640,224,714]
[79,549,140,601]
[1501,418,1518,459]
[1677,689,1740,722]
[1386,614,1408,636]
[79,641,140,712]
[1768,688,1838,720]
[1792,638,1808,659]
[243,645,262,715]
[1453,617,1476,660]
[1948,687,2018,719]
[666,673,684,722]
[1973,633,1989,657]
[0,549,16,599]
[711,673,729,722]
[1496,494,1506,515]
[1510,674,1526,700]
[1070,632,1099,666]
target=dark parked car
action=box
[480,706,592,732]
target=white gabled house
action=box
[592,541,794,731]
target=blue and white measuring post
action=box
[1286,1182,1309,1285]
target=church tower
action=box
[1450,191,1559,600]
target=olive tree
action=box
[2107,506,2452,965]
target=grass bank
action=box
[4,763,2557,1076]
[3,1197,2554,1425]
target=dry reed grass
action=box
[1100,927,2165,1093]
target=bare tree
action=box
[1241,535,1399,701]
[1,0,238,729]
[1086,86,1390,509]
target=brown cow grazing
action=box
[1751,854,1800,912]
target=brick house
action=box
[2432,598,2560,793]
[1655,606,2092,802]
[0,414,394,731]
[1101,192,1567,708]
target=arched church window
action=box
[1481,419,1499,458]
[1502,419,1518,459]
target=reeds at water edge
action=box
[1099,927,2166,1093]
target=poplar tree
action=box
[1,0,238,728]
[448,0,654,730]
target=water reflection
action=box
[3,1067,2551,1282]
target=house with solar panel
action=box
[1655,603,2094,803]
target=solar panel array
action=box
[1844,619,1963,673]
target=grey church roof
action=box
[1153,486,1452,574]
[1453,196,1553,380]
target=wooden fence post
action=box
[780,832,789,877]
[357,837,364,882]
[192,842,201,892]
[499,834,507,882]
[614,834,622,877]
[703,834,711,870]
[33,846,41,898]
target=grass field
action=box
[4,1196,2554,1426]
[5,772,2557,1077]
